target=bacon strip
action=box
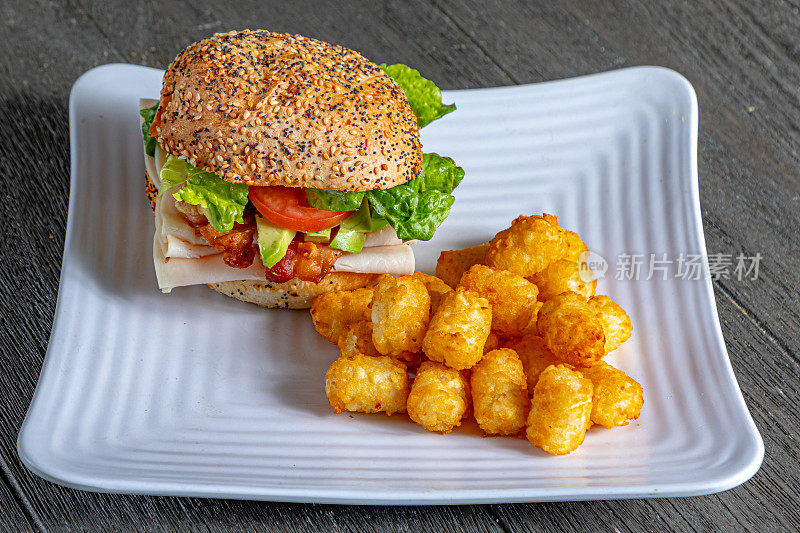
[175,201,257,268]
[266,241,342,283]
[197,221,256,268]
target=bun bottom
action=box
[209,272,386,309]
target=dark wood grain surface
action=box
[1,1,798,531]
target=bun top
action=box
[150,30,423,191]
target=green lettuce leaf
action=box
[305,188,365,212]
[379,64,456,127]
[159,155,189,192]
[367,188,453,241]
[366,153,463,240]
[416,152,465,193]
[140,103,159,157]
[300,153,463,241]
[160,154,249,232]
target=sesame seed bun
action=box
[150,29,422,191]
[145,170,158,211]
[209,273,386,309]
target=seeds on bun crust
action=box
[150,29,422,191]
[145,171,158,212]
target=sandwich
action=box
[139,29,462,308]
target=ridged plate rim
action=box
[17,63,763,504]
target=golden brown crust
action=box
[578,361,643,428]
[458,264,540,338]
[311,287,376,344]
[536,292,606,368]
[325,353,409,415]
[526,364,593,455]
[435,243,489,288]
[471,348,529,435]
[208,272,384,309]
[371,276,431,358]
[151,30,422,191]
[406,361,470,433]
[486,214,568,278]
[422,288,492,371]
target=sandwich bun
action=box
[145,170,158,211]
[209,273,385,309]
[150,29,422,191]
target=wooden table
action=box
[1,1,797,530]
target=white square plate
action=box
[18,64,763,503]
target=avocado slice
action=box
[329,227,366,253]
[304,228,332,242]
[329,200,374,253]
[256,216,296,267]
[342,199,372,232]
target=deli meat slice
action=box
[154,241,414,292]
[333,245,414,276]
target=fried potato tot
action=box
[485,214,568,277]
[579,361,643,428]
[459,264,539,337]
[407,361,470,433]
[532,300,544,326]
[325,353,409,415]
[537,292,606,368]
[337,320,381,358]
[504,334,560,392]
[588,295,633,353]
[526,364,593,455]
[371,276,431,358]
[435,243,489,288]
[471,348,529,435]
[530,259,596,301]
[422,288,492,370]
[484,331,501,354]
[311,288,374,344]
[563,230,588,262]
[412,271,453,316]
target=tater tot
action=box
[504,334,560,392]
[530,259,597,301]
[483,331,501,354]
[588,295,633,353]
[537,292,606,368]
[532,301,544,327]
[412,271,453,316]
[422,288,492,370]
[407,361,470,433]
[435,243,489,288]
[526,364,593,455]
[371,276,431,358]
[310,288,374,344]
[562,230,588,262]
[337,320,381,358]
[459,264,539,337]
[579,361,643,428]
[337,320,420,362]
[471,348,529,435]
[325,353,409,415]
[485,214,568,278]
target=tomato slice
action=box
[248,186,352,233]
